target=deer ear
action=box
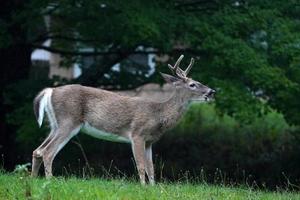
[160,72,181,84]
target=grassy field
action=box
[0,172,299,200]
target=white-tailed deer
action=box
[31,55,215,185]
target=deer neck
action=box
[166,87,191,112]
[159,87,192,128]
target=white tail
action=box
[35,88,57,129]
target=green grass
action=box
[0,173,299,200]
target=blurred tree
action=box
[0,0,216,168]
[0,0,44,168]
[18,0,300,124]
[1,0,300,169]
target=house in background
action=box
[31,39,81,79]
[31,43,171,100]
[31,39,156,80]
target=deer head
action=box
[160,55,215,101]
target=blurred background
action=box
[0,0,300,189]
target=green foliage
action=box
[2,0,300,190]
[157,103,299,188]
[2,0,300,123]
[177,0,300,124]
[1,172,299,200]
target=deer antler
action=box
[168,55,195,79]
[168,55,184,76]
[184,58,194,76]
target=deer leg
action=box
[145,142,155,185]
[31,156,42,177]
[42,124,80,178]
[31,130,56,177]
[131,137,146,185]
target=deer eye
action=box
[189,83,196,88]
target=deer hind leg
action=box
[145,142,155,185]
[41,123,81,178]
[131,137,146,185]
[31,130,56,177]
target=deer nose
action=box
[207,89,216,96]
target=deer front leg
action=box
[131,137,146,185]
[145,143,155,185]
